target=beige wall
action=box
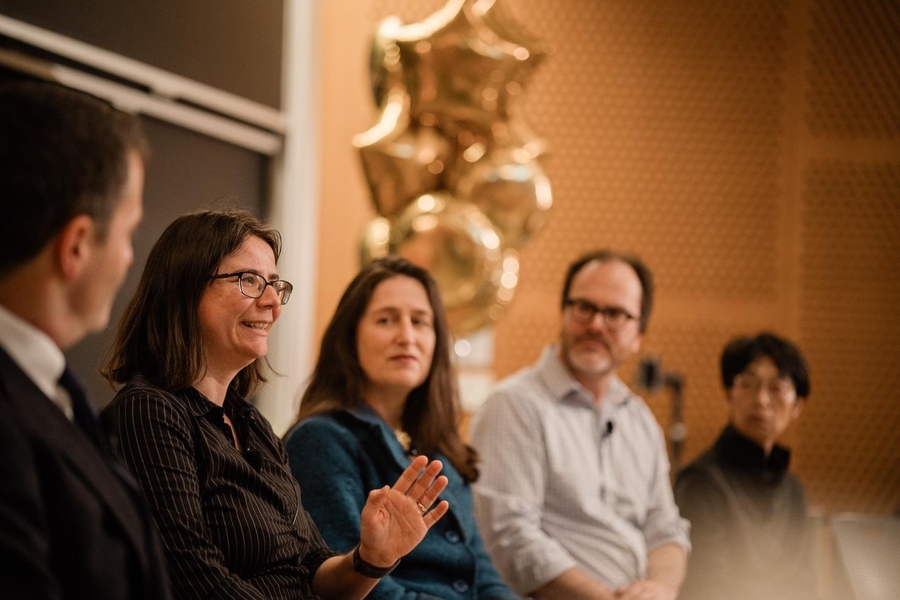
[316,0,900,515]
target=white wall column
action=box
[257,0,320,435]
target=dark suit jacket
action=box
[0,347,170,600]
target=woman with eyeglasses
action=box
[284,256,519,600]
[101,209,449,600]
[674,332,817,600]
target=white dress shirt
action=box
[0,302,72,420]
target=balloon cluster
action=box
[356,0,552,335]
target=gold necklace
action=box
[393,428,412,453]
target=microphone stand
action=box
[634,355,687,480]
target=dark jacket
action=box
[0,347,170,600]
[674,424,819,600]
[285,407,520,600]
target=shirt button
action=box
[452,579,470,593]
[444,530,461,543]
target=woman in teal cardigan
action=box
[285,257,518,600]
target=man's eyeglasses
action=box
[564,298,637,330]
[211,271,293,305]
[733,374,796,402]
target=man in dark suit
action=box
[0,80,170,599]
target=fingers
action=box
[417,474,448,512]
[392,456,444,501]
[390,455,429,493]
[422,499,449,527]
[388,455,449,521]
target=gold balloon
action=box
[356,0,551,335]
[354,89,454,218]
[394,192,500,303]
[382,0,547,134]
[359,217,392,264]
[368,16,404,108]
[357,192,516,335]
[444,246,519,336]
[455,129,552,247]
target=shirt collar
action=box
[537,345,632,416]
[716,423,791,481]
[178,385,254,419]
[0,302,68,412]
[340,405,414,467]
[343,404,384,427]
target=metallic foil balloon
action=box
[374,192,517,335]
[368,16,403,108]
[445,246,519,335]
[391,192,500,305]
[356,0,551,335]
[359,217,392,264]
[354,88,454,218]
[381,0,547,134]
[455,130,552,247]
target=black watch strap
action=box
[351,544,400,578]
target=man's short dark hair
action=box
[560,249,654,332]
[720,332,810,398]
[0,80,149,277]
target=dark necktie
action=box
[59,365,105,448]
[57,366,168,592]
[59,365,146,495]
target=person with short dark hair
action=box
[471,249,690,600]
[101,209,450,600]
[675,332,819,600]
[0,80,169,598]
[285,256,519,599]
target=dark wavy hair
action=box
[0,80,148,277]
[720,332,810,399]
[561,249,654,333]
[102,209,281,397]
[292,256,478,482]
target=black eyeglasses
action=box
[733,374,796,403]
[211,271,293,305]
[564,298,637,330]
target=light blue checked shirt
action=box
[471,346,690,595]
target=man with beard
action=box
[471,250,690,600]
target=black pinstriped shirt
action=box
[101,375,335,599]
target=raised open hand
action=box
[357,455,449,567]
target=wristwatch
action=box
[351,544,400,578]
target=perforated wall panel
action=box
[340,0,900,515]
[807,0,900,137]
[798,161,900,513]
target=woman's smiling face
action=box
[198,235,282,376]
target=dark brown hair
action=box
[561,249,655,333]
[292,256,478,482]
[102,209,281,397]
[0,80,149,276]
